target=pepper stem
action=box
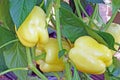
[0,39,18,49]
[26,47,47,80]
[55,0,72,80]
[0,67,28,76]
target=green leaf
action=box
[62,25,87,43]
[112,58,120,77]
[0,26,16,72]
[112,0,120,13]
[61,1,72,12]
[105,57,120,79]
[85,27,107,45]
[60,7,88,43]
[58,49,66,58]
[86,0,104,3]
[85,27,115,50]
[9,0,37,28]
[60,7,86,28]
[0,0,14,31]
[3,42,28,80]
[0,27,16,47]
[0,50,7,72]
[95,31,115,50]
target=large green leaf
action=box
[4,42,28,80]
[0,50,7,72]
[0,26,16,47]
[0,26,16,72]
[95,30,115,50]
[60,7,88,43]
[9,0,37,28]
[62,25,87,43]
[0,0,14,31]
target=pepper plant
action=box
[0,0,120,80]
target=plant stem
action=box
[31,47,35,59]
[78,0,90,19]
[0,67,28,76]
[74,0,82,20]
[84,73,92,80]
[91,4,98,21]
[65,62,72,80]
[40,0,44,7]
[26,47,33,66]
[55,1,72,80]
[31,66,47,80]
[55,0,63,50]
[89,4,99,30]
[0,39,18,49]
[26,47,47,80]
[104,10,118,31]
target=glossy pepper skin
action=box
[106,23,120,50]
[69,36,112,74]
[36,38,70,72]
[16,6,49,47]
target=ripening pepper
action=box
[35,38,70,72]
[69,36,112,74]
[106,23,120,50]
[16,6,49,47]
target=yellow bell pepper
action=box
[16,6,49,47]
[106,23,120,50]
[69,36,112,74]
[35,38,70,72]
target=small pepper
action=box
[35,38,70,72]
[16,6,49,47]
[69,36,112,74]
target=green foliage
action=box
[0,26,16,72]
[105,57,120,80]
[61,2,72,12]
[58,49,66,58]
[60,6,115,50]
[9,0,37,28]
[95,30,115,50]
[3,42,28,80]
[0,0,119,80]
[112,60,120,78]
[60,7,88,43]
[0,51,8,72]
[0,27,16,47]
[0,0,14,31]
